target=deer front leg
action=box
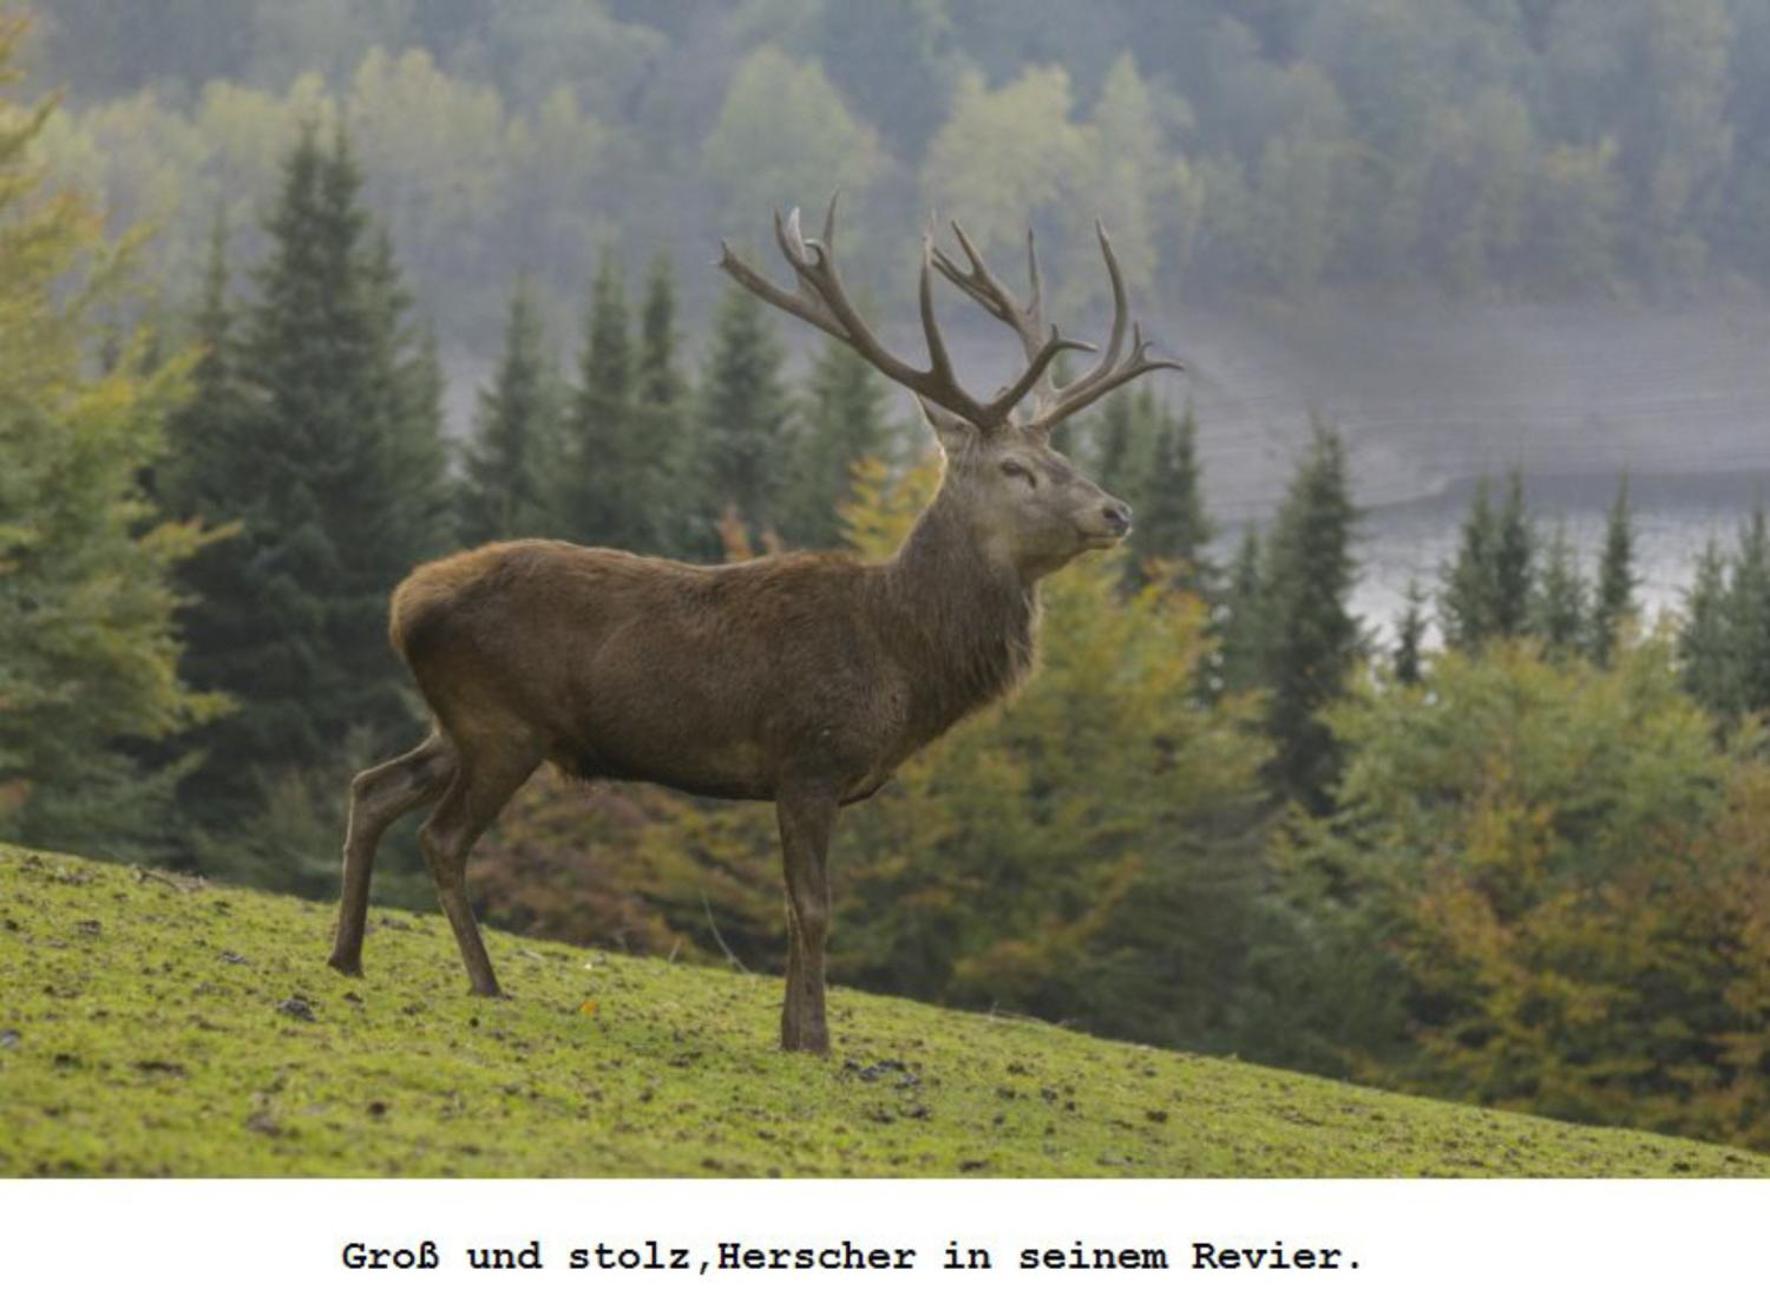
[776,788,838,1054]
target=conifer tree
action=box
[639,252,685,412]
[1258,423,1361,812]
[1589,475,1637,665]
[1392,579,1428,685]
[1440,477,1499,650]
[635,251,693,557]
[363,226,454,560]
[1532,521,1588,657]
[1679,538,1734,717]
[157,212,265,813]
[1492,468,1535,639]
[460,277,561,546]
[558,251,650,551]
[1129,400,1213,592]
[696,281,792,553]
[782,331,897,549]
[160,209,255,526]
[170,124,437,822]
[0,19,222,855]
[1215,527,1267,696]
[1727,505,1770,714]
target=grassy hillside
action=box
[2,844,1765,1178]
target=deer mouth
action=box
[1078,525,1130,550]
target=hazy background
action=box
[25,0,1770,622]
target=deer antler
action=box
[718,194,1093,433]
[932,218,1183,436]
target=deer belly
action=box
[555,730,777,802]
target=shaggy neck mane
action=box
[877,482,1039,740]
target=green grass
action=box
[2,844,1765,1178]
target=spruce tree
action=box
[1129,400,1214,592]
[1440,477,1499,650]
[558,251,649,550]
[460,277,562,546]
[696,281,792,554]
[783,331,897,550]
[158,211,266,817]
[1392,579,1428,685]
[1492,468,1535,638]
[363,226,454,560]
[635,251,693,557]
[1532,521,1589,658]
[1215,527,1266,696]
[1727,505,1770,714]
[1679,538,1734,717]
[1259,424,1361,811]
[639,252,685,412]
[1589,474,1637,665]
[171,124,436,822]
[161,209,256,525]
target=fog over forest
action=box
[28,0,1770,601]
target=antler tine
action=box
[774,207,830,305]
[1026,220,1183,432]
[930,220,1045,360]
[722,197,1136,434]
[1032,325,1184,431]
[982,326,1094,425]
[820,190,839,250]
[722,200,996,426]
[948,224,1016,319]
[927,220,1096,424]
[917,229,963,398]
[1066,220,1130,389]
[717,233,844,341]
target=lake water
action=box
[1343,470,1770,643]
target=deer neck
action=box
[881,487,1040,737]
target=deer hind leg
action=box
[776,788,839,1054]
[330,731,456,977]
[417,732,541,997]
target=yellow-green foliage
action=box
[918,62,1200,316]
[1280,636,1770,1150]
[30,46,615,338]
[831,461,1270,1028]
[4,844,1766,1177]
[0,17,224,856]
[704,48,884,235]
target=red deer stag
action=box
[328,198,1181,1052]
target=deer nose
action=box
[1102,501,1133,536]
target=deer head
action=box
[718,196,1182,580]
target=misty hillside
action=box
[29,1,1770,500]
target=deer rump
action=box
[390,538,923,806]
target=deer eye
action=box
[1000,460,1036,486]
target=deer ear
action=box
[917,398,978,454]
